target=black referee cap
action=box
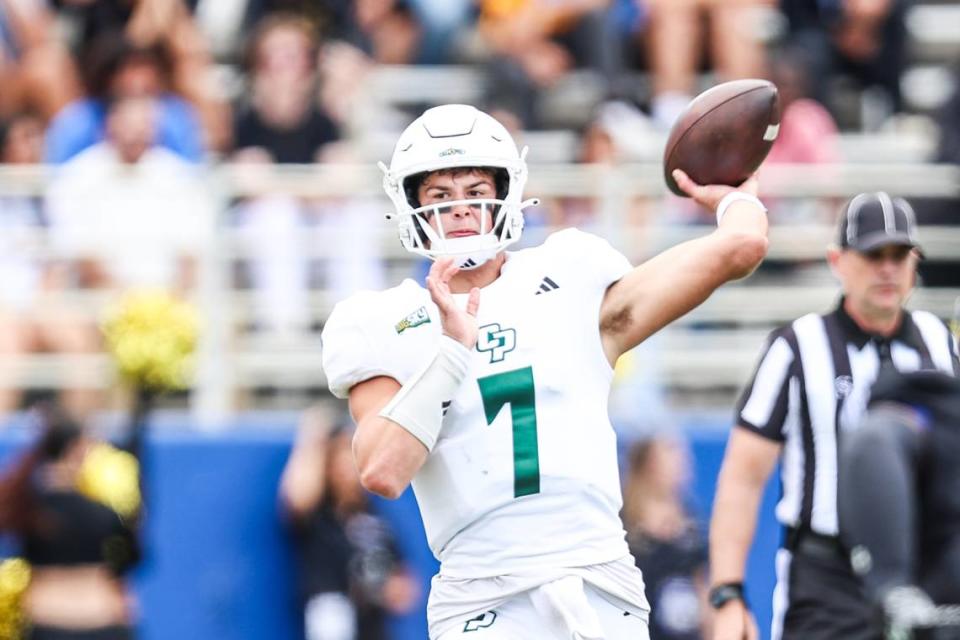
[837,192,921,253]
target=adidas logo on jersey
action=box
[535,276,560,295]
[461,258,479,269]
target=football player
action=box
[321,104,769,639]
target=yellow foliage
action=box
[76,443,141,521]
[0,558,30,640]
[102,290,199,391]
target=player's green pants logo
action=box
[463,611,497,632]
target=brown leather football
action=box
[663,79,780,197]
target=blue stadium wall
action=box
[0,416,779,640]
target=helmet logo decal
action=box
[477,323,516,363]
[439,147,465,157]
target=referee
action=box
[707,192,960,640]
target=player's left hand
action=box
[426,257,480,349]
[673,169,760,211]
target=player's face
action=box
[837,244,917,317]
[416,169,497,238]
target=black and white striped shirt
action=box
[735,299,959,537]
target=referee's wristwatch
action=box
[709,582,747,610]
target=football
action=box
[663,79,780,197]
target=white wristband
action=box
[379,335,471,451]
[716,192,766,226]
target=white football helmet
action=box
[380,104,538,269]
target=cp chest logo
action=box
[477,323,516,363]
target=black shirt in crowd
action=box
[630,525,707,640]
[291,504,402,640]
[233,107,339,165]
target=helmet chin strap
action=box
[433,234,500,270]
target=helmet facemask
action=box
[399,195,521,269]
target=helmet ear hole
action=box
[404,172,427,209]
[494,168,510,201]
[411,214,431,246]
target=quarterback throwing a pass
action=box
[322,104,769,639]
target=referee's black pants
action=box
[781,543,883,640]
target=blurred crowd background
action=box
[0,0,958,639]
[0,0,958,419]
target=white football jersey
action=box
[322,229,634,579]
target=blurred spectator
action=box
[317,38,375,130]
[764,46,841,168]
[232,195,314,338]
[0,111,100,421]
[53,0,230,151]
[642,0,771,130]
[45,95,214,293]
[622,435,709,640]
[0,405,142,639]
[0,0,81,123]
[44,35,207,164]
[322,0,422,65]
[229,13,352,338]
[552,103,656,240]
[915,60,960,288]
[937,62,960,169]
[0,111,47,318]
[760,45,842,224]
[405,0,474,63]
[279,408,418,640]
[232,12,339,164]
[478,0,623,127]
[780,0,908,129]
[552,118,619,231]
[609,342,671,447]
[311,190,388,310]
[232,187,387,338]
[312,0,471,64]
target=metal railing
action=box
[0,162,957,423]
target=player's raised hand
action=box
[426,257,480,349]
[673,169,760,212]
